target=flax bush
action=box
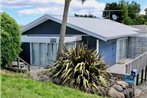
[50,44,110,95]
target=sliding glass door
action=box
[40,43,48,65]
[31,42,75,66]
[31,43,58,66]
[32,43,40,66]
[48,43,57,64]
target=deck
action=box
[107,59,133,75]
[107,51,147,85]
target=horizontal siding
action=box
[128,36,147,58]
[23,19,85,35]
[99,39,117,66]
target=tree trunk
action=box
[57,0,71,59]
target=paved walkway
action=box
[106,59,132,74]
[30,66,44,80]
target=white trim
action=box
[30,42,32,65]
[21,14,138,41]
[96,40,99,54]
[116,40,119,63]
[21,35,82,43]
[21,15,49,33]
[21,14,108,41]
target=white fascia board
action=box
[21,14,49,33]
[96,40,99,54]
[65,23,108,41]
[45,16,108,41]
[107,34,137,40]
[21,14,108,41]
[21,36,81,43]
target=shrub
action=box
[50,44,110,94]
[122,17,134,25]
[0,12,21,68]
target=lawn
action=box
[1,70,102,98]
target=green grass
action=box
[1,71,103,98]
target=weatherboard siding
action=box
[21,19,117,66]
[99,39,117,66]
[23,19,85,35]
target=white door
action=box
[116,38,127,63]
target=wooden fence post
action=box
[141,69,144,84]
[145,66,147,82]
[17,58,20,68]
[136,74,139,85]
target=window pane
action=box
[32,43,40,65]
[40,43,47,65]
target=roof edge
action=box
[21,14,108,41]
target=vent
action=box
[50,38,56,43]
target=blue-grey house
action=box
[20,14,139,67]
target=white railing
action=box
[125,51,147,74]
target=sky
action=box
[1,0,147,25]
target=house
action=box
[20,14,139,68]
[131,25,147,34]
[128,25,147,58]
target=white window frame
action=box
[96,40,99,54]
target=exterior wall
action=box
[20,43,30,64]
[99,39,117,66]
[23,19,85,35]
[21,19,85,64]
[21,19,117,66]
[128,35,147,58]
[131,25,147,33]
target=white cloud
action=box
[70,0,105,17]
[2,0,105,17]
[140,5,147,15]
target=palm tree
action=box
[57,0,86,59]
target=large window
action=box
[31,42,76,66]
[31,43,57,66]
[65,42,75,50]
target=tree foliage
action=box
[0,12,21,67]
[103,2,122,22]
[122,17,134,25]
[128,1,141,19]
[103,0,146,25]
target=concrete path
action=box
[106,59,132,74]
[30,66,44,80]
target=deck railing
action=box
[125,51,147,74]
[17,57,30,71]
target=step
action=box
[12,61,24,66]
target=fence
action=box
[125,51,147,74]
